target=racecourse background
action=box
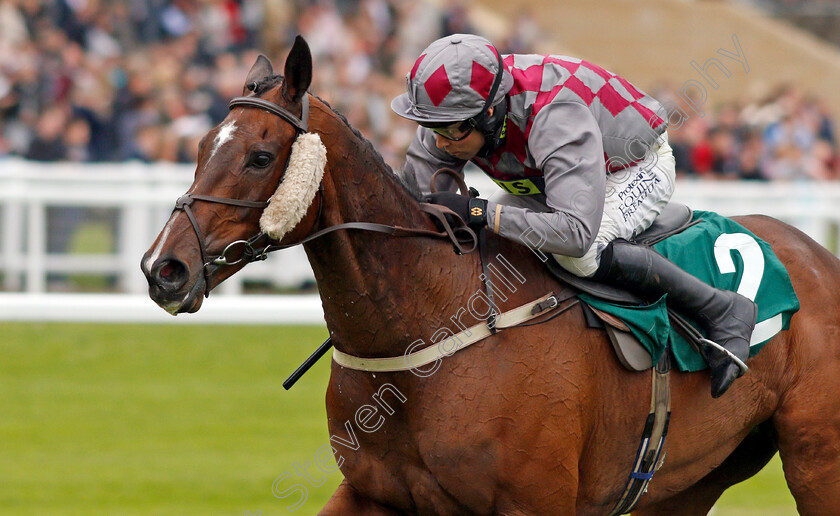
[0,2,826,512]
[1,0,839,180]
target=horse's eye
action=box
[251,152,273,168]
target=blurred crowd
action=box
[659,84,839,181]
[0,0,838,181]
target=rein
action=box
[173,93,479,297]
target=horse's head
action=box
[141,37,324,314]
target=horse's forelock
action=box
[253,74,284,97]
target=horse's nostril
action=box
[152,258,189,290]
[159,261,177,280]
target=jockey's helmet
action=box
[391,34,513,125]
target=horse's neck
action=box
[303,104,475,358]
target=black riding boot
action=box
[593,240,757,398]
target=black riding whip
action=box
[283,337,333,390]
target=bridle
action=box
[173,92,478,298]
[173,94,311,296]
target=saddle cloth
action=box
[580,211,800,372]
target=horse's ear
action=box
[282,35,312,103]
[244,54,273,94]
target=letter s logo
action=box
[513,181,532,195]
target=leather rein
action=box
[173,93,478,297]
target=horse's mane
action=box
[255,75,423,201]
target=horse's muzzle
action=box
[141,254,205,314]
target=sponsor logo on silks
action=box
[491,177,544,195]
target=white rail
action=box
[0,159,313,296]
[0,293,324,324]
[671,179,840,244]
[0,160,838,322]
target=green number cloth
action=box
[580,211,800,372]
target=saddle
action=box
[545,202,697,371]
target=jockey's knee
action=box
[553,215,618,278]
[552,243,603,278]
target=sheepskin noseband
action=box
[259,132,327,240]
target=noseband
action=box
[173,94,311,297]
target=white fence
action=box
[0,159,838,322]
[0,159,314,296]
[670,180,840,248]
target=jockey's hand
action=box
[423,191,488,229]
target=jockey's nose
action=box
[434,133,450,150]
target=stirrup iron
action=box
[698,338,749,375]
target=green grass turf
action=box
[0,323,797,515]
[0,323,341,515]
[713,454,797,515]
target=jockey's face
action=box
[430,121,486,161]
[428,106,494,161]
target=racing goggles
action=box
[421,119,476,142]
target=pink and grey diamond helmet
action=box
[391,34,513,124]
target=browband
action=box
[228,95,310,134]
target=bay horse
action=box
[141,37,840,515]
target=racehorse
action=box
[141,37,840,515]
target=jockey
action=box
[391,33,757,398]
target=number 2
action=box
[713,233,764,301]
[713,232,783,346]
